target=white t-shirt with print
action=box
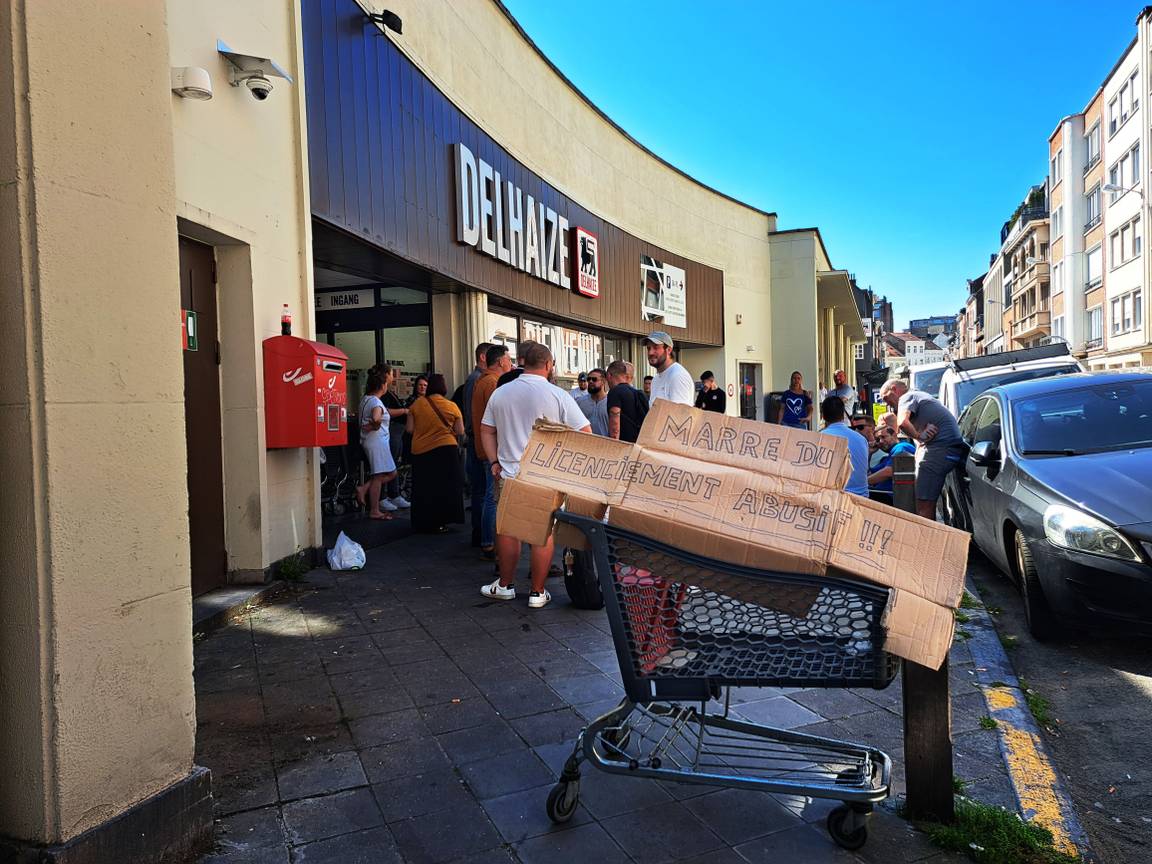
[481,373,590,476]
[650,361,695,406]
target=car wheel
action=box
[1014,529,1060,641]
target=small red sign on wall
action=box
[571,226,599,298]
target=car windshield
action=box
[1013,380,1152,455]
[955,364,1080,416]
[911,366,946,398]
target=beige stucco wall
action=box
[0,0,195,844]
[168,0,318,568]
[373,0,778,411]
[768,233,820,393]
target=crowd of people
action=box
[353,334,960,607]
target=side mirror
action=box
[970,439,999,466]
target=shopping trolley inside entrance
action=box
[545,512,901,851]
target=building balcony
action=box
[1013,309,1051,342]
[1012,262,1049,296]
[1001,206,1049,244]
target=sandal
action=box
[369,512,394,521]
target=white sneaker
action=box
[480,579,516,601]
[390,496,411,509]
[528,589,552,609]
[378,499,398,512]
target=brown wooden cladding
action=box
[302,0,724,346]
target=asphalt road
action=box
[966,551,1152,864]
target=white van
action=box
[937,343,1084,417]
[907,361,949,400]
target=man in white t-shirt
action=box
[480,343,591,608]
[644,331,695,406]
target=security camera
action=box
[244,73,273,100]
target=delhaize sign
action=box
[453,143,597,299]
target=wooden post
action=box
[893,453,955,823]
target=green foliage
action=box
[953,775,967,793]
[954,609,972,624]
[1019,678,1055,728]
[955,629,973,641]
[278,548,310,583]
[959,591,983,610]
[979,715,999,730]
[921,797,1080,864]
[999,633,1019,651]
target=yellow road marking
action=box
[983,686,1076,855]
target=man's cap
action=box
[643,331,674,348]
[577,372,588,381]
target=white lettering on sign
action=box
[455,142,580,295]
[292,372,314,387]
[315,289,374,312]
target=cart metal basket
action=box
[546,512,900,851]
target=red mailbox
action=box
[263,336,348,448]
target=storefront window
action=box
[383,325,431,399]
[489,310,519,358]
[379,285,428,306]
[601,337,624,368]
[333,330,376,408]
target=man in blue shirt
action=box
[818,396,869,497]
[868,424,916,503]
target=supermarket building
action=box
[0,0,862,857]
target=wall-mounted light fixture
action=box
[368,10,403,34]
[171,66,213,100]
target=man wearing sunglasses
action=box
[576,367,611,436]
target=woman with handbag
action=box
[405,373,466,534]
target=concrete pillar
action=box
[0,1,209,859]
[822,306,836,390]
[457,289,489,385]
[835,324,847,383]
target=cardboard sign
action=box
[498,403,969,669]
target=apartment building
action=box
[1098,32,1147,368]
[983,252,1005,353]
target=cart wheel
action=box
[601,726,631,752]
[563,549,604,610]
[826,805,868,851]
[545,782,579,823]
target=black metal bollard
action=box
[893,453,955,823]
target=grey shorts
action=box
[916,444,967,502]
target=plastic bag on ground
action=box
[326,531,365,570]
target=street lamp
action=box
[1102,183,1143,199]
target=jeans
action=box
[481,462,498,548]
[465,447,487,543]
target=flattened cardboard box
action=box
[498,405,969,669]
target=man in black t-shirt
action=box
[605,360,649,442]
[694,370,726,413]
[496,341,536,388]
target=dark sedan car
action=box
[940,372,1152,638]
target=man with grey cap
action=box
[644,331,695,406]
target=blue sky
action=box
[503,0,1140,328]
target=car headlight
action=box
[1043,504,1141,562]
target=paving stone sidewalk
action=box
[194,531,1009,863]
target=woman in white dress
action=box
[356,370,398,520]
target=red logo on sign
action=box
[571,226,599,298]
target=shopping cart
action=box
[545,512,900,851]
